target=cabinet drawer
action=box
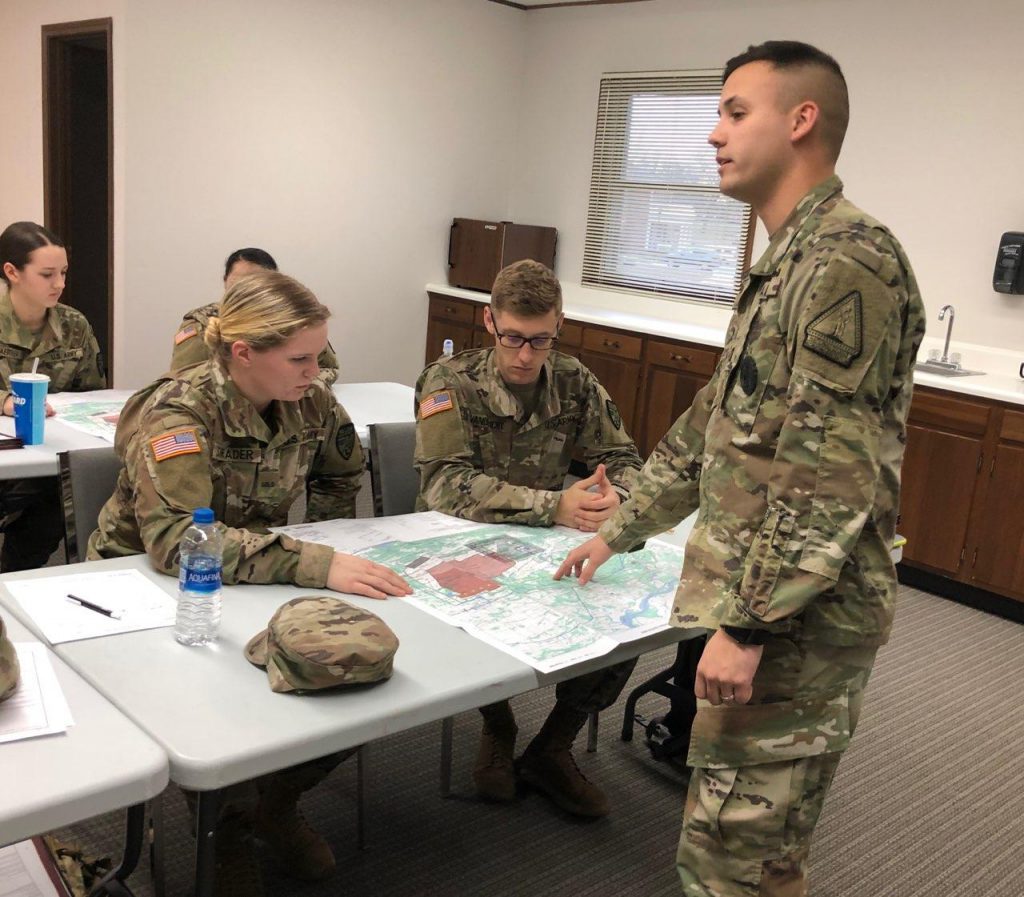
[582,327,643,361]
[559,321,583,348]
[908,388,990,437]
[646,338,718,376]
[1000,409,1024,445]
[428,294,475,326]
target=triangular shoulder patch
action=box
[803,291,863,368]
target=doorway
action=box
[42,18,113,383]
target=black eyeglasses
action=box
[493,326,559,351]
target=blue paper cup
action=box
[10,373,49,445]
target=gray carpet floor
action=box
[45,583,1024,897]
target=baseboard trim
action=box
[897,565,1024,625]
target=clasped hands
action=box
[553,463,620,532]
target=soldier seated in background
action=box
[414,259,643,818]
[169,247,340,384]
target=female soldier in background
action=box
[169,247,340,383]
[90,269,409,894]
[0,221,105,571]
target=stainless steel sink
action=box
[915,361,986,378]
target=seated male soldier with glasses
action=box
[414,259,643,818]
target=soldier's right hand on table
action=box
[554,464,620,532]
[553,535,613,585]
[326,552,413,600]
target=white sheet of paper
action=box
[0,645,71,744]
[7,569,177,644]
[46,389,136,410]
[0,840,64,897]
[272,511,485,555]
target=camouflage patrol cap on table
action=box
[244,597,399,694]
[0,614,20,703]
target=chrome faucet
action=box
[938,304,956,365]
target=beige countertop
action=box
[427,283,1024,408]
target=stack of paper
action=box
[6,569,178,645]
[0,644,73,744]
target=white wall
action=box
[117,0,523,387]
[512,0,1024,353]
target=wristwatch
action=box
[720,624,770,646]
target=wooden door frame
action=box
[41,17,114,381]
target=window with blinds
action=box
[582,70,753,305]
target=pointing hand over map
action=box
[553,464,621,533]
[553,535,614,586]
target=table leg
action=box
[194,789,221,897]
[149,792,166,897]
[87,802,144,897]
[440,716,453,797]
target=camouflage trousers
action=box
[677,636,877,897]
[0,477,64,572]
[481,657,637,727]
[183,749,356,825]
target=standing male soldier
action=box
[415,259,643,817]
[558,42,925,894]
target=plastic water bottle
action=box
[174,507,223,646]
[441,338,454,359]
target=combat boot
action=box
[518,702,609,818]
[214,817,265,897]
[254,779,335,881]
[473,700,519,802]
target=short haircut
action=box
[490,259,562,318]
[724,40,849,162]
[223,247,278,282]
[0,222,65,284]
[205,270,330,359]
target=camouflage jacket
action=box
[87,360,363,587]
[169,302,340,385]
[0,291,106,409]
[415,348,642,525]
[601,176,926,647]
[0,613,18,702]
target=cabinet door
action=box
[579,326,643,435]
[899,390,988,576]
[640,339,720,457]
[425,317,475,365]
[969,410,1024,598]
[640,367,710,458]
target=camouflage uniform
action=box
[415,347,643,716]
[0,613,20,702]
[0,292,106,571]
[87,360,361,586]
[86,359,363,881]
[598,177,926,894]
[170,302,340,385]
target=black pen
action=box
[66,593,122,620]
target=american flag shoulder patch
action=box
[150,428,201,462]
[174,325,198,345]
[419,390,454,420]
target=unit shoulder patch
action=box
[336,422,356,460]
[803,291,863,368]
[419,390,454,420]
[605,399,622,431]
[150,428,201,462]
[174,325,199,345]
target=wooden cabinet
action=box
[425,295,477,363]
[579,326,644,436]
[639,339,719,457]
[968,408,1024,597]
[899,390,989,576]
